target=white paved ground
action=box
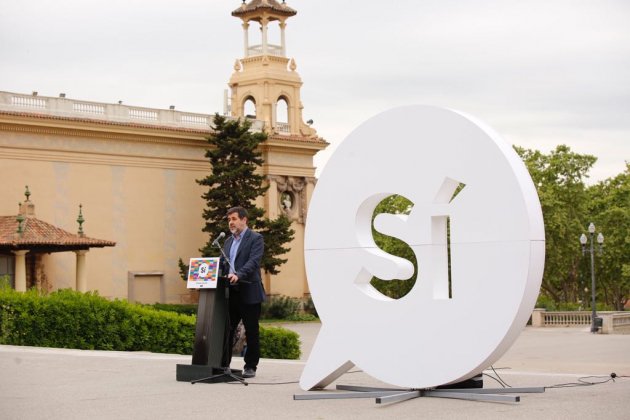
[1,325,629,419]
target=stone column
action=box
[267,177,279,219]
[75,250,88,292]
[12,250,28,292]
[600,314,613,334]
[261,18,269,55]
[531,308,546,327]
[242,22,249,56]
[280,21,287,56]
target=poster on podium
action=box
[187,257,220,289]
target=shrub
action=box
[259,326,300,359]
[149,303,198,316]
[0,288,195,353]
[0,288,301,359]
[302,296,318,318]
[261,295,301,319]
[0,275,10,290]
[286,313,318,322]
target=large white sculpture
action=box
[300,106,545,390]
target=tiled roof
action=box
[232,0,297,17]
[0,216,115,250]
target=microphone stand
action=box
[215,234,251,284]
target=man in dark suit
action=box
[222,206,265,378]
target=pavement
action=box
[1,323,629,420]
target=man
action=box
[222,206,265,378]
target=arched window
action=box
[243,96,256,119]
[275,97,289,134]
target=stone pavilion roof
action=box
[232,0,297,18]
[0,216,116,252]
[0,188,115,253]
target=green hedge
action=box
[149,303,198,316]
[0,288,301,359]
[259,326,301,359]
[0,288,195,353]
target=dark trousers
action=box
[224,290,262,371]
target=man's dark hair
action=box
[227,206,248,219]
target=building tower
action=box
[230,0,328,297]
[230,0,314,137]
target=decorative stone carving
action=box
[271,175,308,223]
[281,192,293,212]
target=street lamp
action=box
[580,222,604,333]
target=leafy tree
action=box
[179,114,294,278]
[586,163,630,310]
[515,145,597,304]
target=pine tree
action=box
[179,114,294,278]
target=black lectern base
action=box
[176,364,244,384]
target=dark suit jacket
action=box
[223,228,266,304]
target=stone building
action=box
[0,0,327,303]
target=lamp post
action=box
[580,223,604,333]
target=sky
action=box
[1,0,629,182]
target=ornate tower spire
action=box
[229,0,316,137]
[19,185,36,217]
[77,204,85,237]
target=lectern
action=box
[176,258,244,383]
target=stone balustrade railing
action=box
[247,44,283,57]
[531,308,630,334]
[0,90,265,132]
[275,122,290,134]
[603,312,630,334]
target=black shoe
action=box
[242,367,256,378]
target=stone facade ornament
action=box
[272,175,309,223]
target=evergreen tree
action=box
[179,114,294,278]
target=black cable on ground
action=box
[487,365,512,388]
[226,369,365,386]
[547,373,628,389]
[224,368,629,389]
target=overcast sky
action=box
[1,0,628,182]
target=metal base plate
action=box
[176,364,244,384]
[294,384,545,405]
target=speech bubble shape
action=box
[300,106,544,390]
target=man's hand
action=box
[228,273,239,284]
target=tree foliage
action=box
[586,163,630,310]
[515,145,597,304]
[180,114,294,277]
[371,146,628,310]
[370,195,417,298]
[517,145,629,310]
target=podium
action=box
[176,277,244,383]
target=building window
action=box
[0,254,15,288]
[275,97,289,134]
[244,97,256,119]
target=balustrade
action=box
[11,95,46,109]
[73,102,105,114]
[0,90,264,132]
[129,108,158,121]
[532,308,630,334]
[276,122,290,134]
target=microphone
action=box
[211,232,226,247]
